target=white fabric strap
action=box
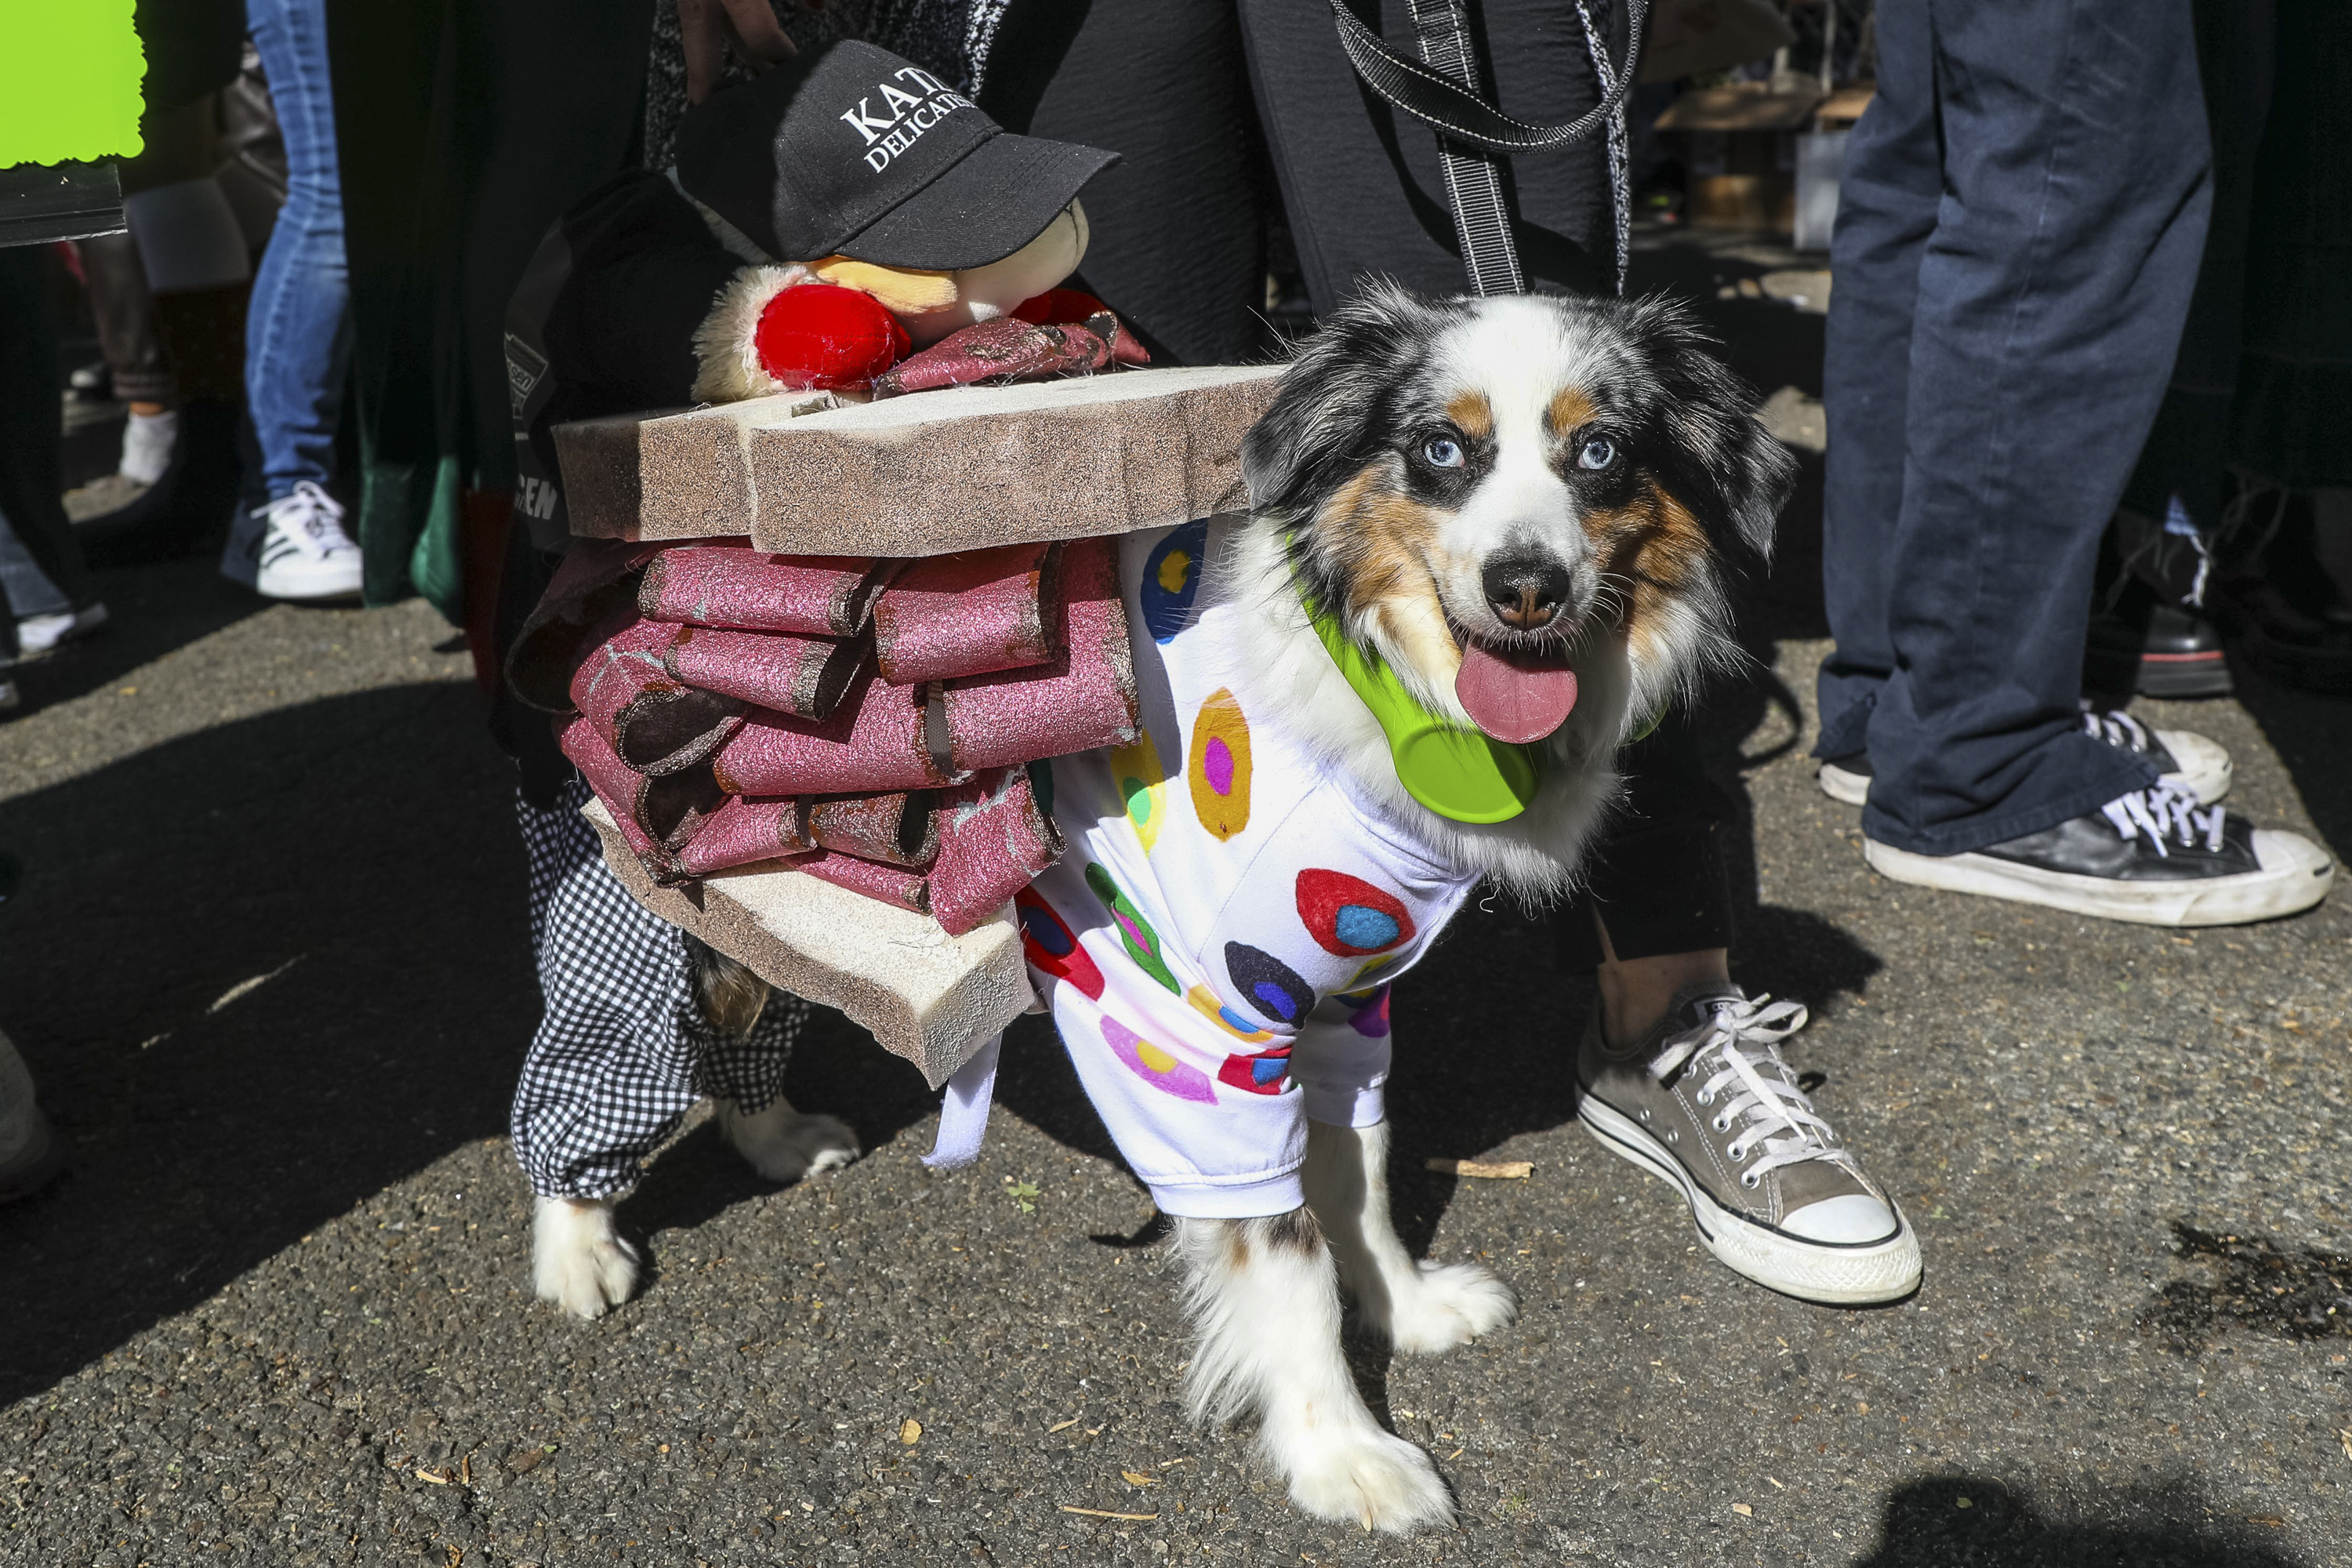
[922,1031,1004,1169]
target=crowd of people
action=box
[2,0,2345,1333]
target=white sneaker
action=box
[13,603,108,659]
[120,408,179,487]
[254,482,363,601]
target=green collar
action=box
[1305,602,1541,823]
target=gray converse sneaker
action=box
[1576,985,1920,1305]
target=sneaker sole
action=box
[1863,833,2333,927]
[1817,763,1869,807]
[1575,1092,1922,1305]
[256,571,365,603]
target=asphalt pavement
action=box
[4,230,2350,1568]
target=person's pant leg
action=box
[1238,0,1617,306]
[1862,0,2209,855]
[1556,710,1737,968]
[1815,0,1938,760]
[978,0,1268,367]
[244,0,352,498]
[0,251,98,612]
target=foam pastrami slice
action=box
[807,790,940,870]
[639,544,894,637]
[796,849,931,916]
[1454,641,1578,744]
[927,767,1065,937]
[872,541,1063,684]
[556,713,724,865]
[570,616,745,775]
[507,537,670,712]
[938,536,1139,772]
[711,665,949,796]
[664,625,869,720]
[673,795,815,878]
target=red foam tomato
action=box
[752,283,911,390]
[1010,289,1108,326]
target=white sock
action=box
[120,409,179,486]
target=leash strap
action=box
[921,1030,1004,1169]
[1329,0,1646,294]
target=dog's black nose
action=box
[1482,552,1574,630]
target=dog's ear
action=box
[1622,296,1795,561]
[1244,281,1446,524]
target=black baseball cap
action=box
[673,41,1118,272]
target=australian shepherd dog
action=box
[533,284,1792,1531]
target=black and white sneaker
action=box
[1864,780,2332,927]
[1819,703,2231,807]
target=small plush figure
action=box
[505,41,1142,545]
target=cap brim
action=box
[836,133,1119,271]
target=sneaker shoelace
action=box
[2100,779,2224,857]
[1647,995,1857,1189]
[263,481,356,559]
[2079,705,2155,754]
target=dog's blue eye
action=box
[1423,437,1465,469]
[1577,437,1617,470]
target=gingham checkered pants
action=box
[510,776,810,1200]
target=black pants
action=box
[985,0,1733,965]
[0,249,100,637]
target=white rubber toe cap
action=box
[1781,1194,1900,1244]
[2153,727,2233,804]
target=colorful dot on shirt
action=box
[1187,689,1252,840]
[1346,985,1392,1039]
[1110,731,1168,854]
[1085,862,1181,994]
[1102,1015,1218,1103]
[1216,1042,1294,1097]
[1222,941,1313,1027]
[1014,887,1103,1000]
[1295,869,1415,956]
[1140,521,1207,643]
[1185,983,1276,1044]
[1339,953,1399,996]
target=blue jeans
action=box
[1816,0,2212,855]
[245,0,352,499]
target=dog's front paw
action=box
[1276,1425,1454,1534]
[720,1099,861,1185]
[532,1196,638,1319]
[1381,1260,1517,1356]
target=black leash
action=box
[1328,0,1646,294]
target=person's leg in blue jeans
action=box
[1813,0,2328,926]
[241,0,363,601]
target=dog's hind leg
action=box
[718,1097,860,1183]
[533,1196,638,1319]
[1302,1118,1515,1356]
[1174,1209,1454,1533]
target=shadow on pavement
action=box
[2223,659,2352,865]
[1851,1474,2307,1567]
[0,683,532,1408]
[5,557,269,717]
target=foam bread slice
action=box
[580,797,1031,1087]
[553,364,1283,553]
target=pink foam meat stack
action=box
[509,533,1138,935]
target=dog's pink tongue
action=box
[1454,643,1578,743]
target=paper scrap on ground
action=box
[1425,1158,1534,1179]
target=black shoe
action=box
[1864,782,2332,927]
